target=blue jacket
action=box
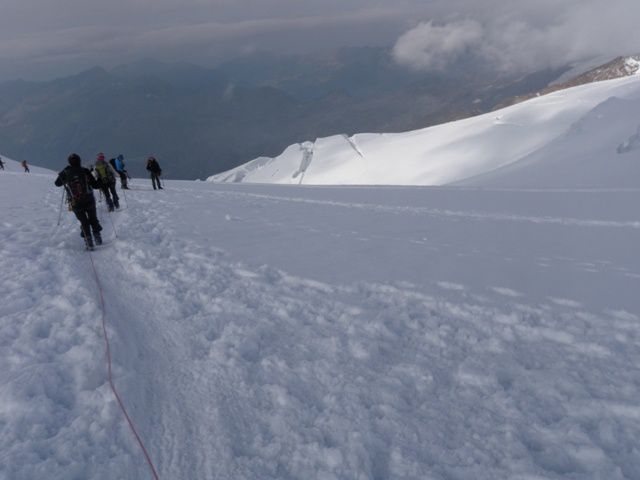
[115,156,125,172]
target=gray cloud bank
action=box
[0,0,638,80]
[0,1,426,80]
[393,0,640,73]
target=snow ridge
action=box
[293,142,315,184]
[209,74,640,188]
[342,134,365,158]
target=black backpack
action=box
[65,168,91,207]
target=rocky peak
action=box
[498,55,640,109]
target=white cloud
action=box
[393,0,640,73]
[393,20,483,70]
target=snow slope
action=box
[208,74,640,187]
[0,154,53,175]
[2,168,640,479]
[458,95,640,188]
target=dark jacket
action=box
[146,159,162,174]
[55,166,99,208]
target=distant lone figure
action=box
[0,157,4,170]
[55,153,103,249]
[21,160,30,173]
[146,156,163,190]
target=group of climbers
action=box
[0,157,30,172]
[54,152,163,249]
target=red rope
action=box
[88,251,160,480]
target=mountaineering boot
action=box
[92,226,102,245]
[85,234,94,250]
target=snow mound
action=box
[208,75,640,187]
[617,126,640,154]
[459,96,640,188]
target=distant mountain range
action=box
[0,48,578,178]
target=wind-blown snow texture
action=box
[2,157,640,478]
[209,74,640,188]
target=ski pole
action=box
[107,210,118,239]
[56,188,66,226]
[121,184,129,209]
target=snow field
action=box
[0,174,140,479]
[2,171,640,479]
[105,183,640,479]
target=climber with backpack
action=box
[110,154,129,189]
[94,153,120,211]
[55,153,103,249]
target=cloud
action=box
[393,0,640,73]
[2,0,640,81]
[393,20,483,70]
[0,3,425,79]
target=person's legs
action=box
[102,186,114,210]
[73,208,93,247]
[86,202,102,243]
[109,182,119,208]
[152,173,162,189]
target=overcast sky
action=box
[1,0,639,81]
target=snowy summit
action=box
[209,72,640,188]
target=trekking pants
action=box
[73,200,101,241]
[151,172,162,190]
[118,171,128,189]
[101,181,120,209]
